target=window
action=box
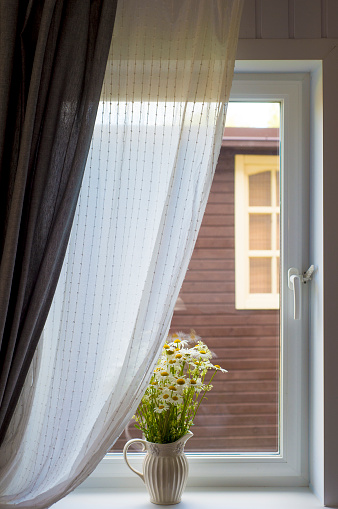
[112,108,281,455]
[84,73,309,489]
[235,154,280,309]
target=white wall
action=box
[309,61,324,505]
[321,45,338,509]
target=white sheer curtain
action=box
[0,1,242,507]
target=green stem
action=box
[191,371,218,421]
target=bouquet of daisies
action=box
[133,331,227,444]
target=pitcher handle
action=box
[123,438,147,482]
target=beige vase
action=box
[123,431,193,505]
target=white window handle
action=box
[287,265,314,320]
[288,269,301,320]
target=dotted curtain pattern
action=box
[0,1,243,507]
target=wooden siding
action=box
[239,0,338,40]
[112,141,279,453]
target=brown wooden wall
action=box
[113,143,279,453]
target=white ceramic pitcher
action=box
[123,431,193,505]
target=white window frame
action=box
[80,73,310,490]
[235,153,280,310]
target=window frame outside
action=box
[81,73,310,490]
[235,153,280,310]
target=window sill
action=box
[52,487,325,509]
[75,452,309,489]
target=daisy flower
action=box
[133,331,228,444]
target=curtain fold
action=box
[0,0,118,445]
[0,1,243,508]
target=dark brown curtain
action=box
[0,0,118,445]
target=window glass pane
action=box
[250,257,272,293]
[112,102,280,454]
[249,214,271,250]
[249,171,271,206]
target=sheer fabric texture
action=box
[0,0,243,507]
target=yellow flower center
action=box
[199,350,206,354]
[174,339,181,343]
[151,381,158,385]
[161,371,169,376]
[166,350,174,355]
[162,394,169,399]
[172,333,178,338]
[215,365,221,369]
[190,379,197,384]
[158,405,164,409]
[168,385,176,391]
[169,359,176,364]
[172,396,179,401]
[175,348,180,351]
[177,378,185,385]
[175,353,182,359]
[163,344,169,349]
